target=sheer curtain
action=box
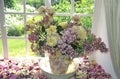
[104,0,120,78]
[92,0,118,79]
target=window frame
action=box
[0,0,93,59]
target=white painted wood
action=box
[23,0,29,58]
[7,36,25,39]
[55,13,93,17]
[70,0,74,16]
[0,0,9,59]
[4,12,93,17]
[45,0,51,7]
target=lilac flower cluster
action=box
[57,40,75,58]
[57,28,77,58]
[62,28,77,44]
[84,34,108,53]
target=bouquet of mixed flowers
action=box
[24,6,108,74]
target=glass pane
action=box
[80,16,93,30]
[75,0,94,14]
[52,0,71,13]
[26,15,43,23]
[4,0,23,12]
[53,16,70,24]
[5,14,24,36]
[26,0,45,13]
[8,39,26,57]
[53,16,92,29]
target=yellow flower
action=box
[46,25,57,35]
[46,36,58,46]
[46,28,52,35]
[59,22,68,28]
[27,18,35,25]
[50,25,57,32]
[78,26,86,39]
[72,25,86,39]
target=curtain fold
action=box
[104,0,120,78]
[92,0,102,34]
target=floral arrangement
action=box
[25,6,108,59]
[24,6,109,75]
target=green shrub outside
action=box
[5,3,36,36]
[26,0,45,9]
[52,0,94,29]
[4,0,16,8]
[7,24,24,36]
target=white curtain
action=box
[104,0,120,78]
[92,0,118,79]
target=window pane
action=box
[53,16,92,29]
[52,0,71,13]
[53,16,70,24]
[80,16,93,30]
[75,0,94,14]
[8,39,26,57]
[26,15,43,23]
[4,0,23,12]
[26,0,45,13]
[5,14,24,36]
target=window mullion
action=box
[23,0,28,58]
[0,0,8,59]
[45,0,51,7]
[70,0,74,17]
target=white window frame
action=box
[0,0,93,59]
